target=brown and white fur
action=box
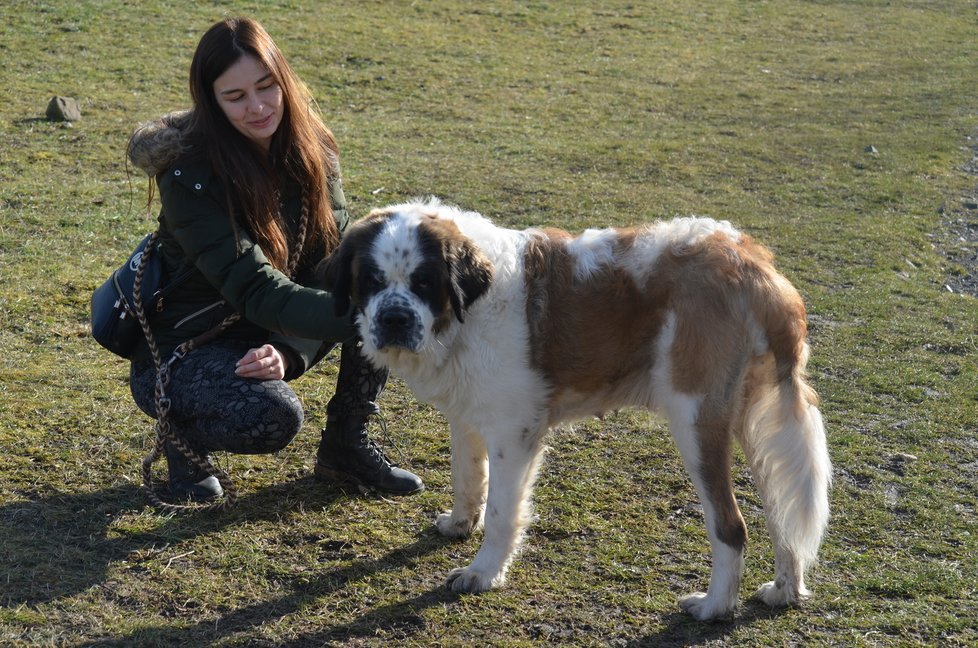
[320,198,831,620]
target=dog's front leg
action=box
[445,427,547,593]
[436,421,488,538]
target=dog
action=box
[320,198,831,621]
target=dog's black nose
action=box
[380,307,413,330]
[375,306,422,351]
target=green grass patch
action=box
[2,1,977,645]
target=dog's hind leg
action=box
[444,424,547,593]
[666,393,748,621]
[436,421,488,538]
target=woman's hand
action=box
[235,344,289,381]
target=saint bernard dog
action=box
[320,198,831,621]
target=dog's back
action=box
[515,219,803,420]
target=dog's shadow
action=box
[623,602,787,647]
[4,482,784,645]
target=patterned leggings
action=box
[129,340,388,454]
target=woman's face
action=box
[213,54,283,151]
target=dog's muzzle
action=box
[373,303,424,352]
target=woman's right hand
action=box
[235,344,289,380]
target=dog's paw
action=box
[435,511,476,538]
[754,580,808,608]
[445,566,499,593]
[678,592,736,621]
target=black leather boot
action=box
[165,441,223,502]
[314,340,424,495]
[315,403,425,494]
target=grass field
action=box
[2,1,977,645]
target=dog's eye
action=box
[410,266,444,302]
[411,273,438,296]
[363,270,385,291]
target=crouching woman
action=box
[126,17,422,501]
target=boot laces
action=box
[350,402,407,467]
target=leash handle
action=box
[132,230,239,512]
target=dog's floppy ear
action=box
[316,247,354,317]
[446,237,493,323]
[316,211,390,316]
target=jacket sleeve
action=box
[266,252,336,381]
[265,172,354,379]
[158,164,357,346]
[268,336,329,381]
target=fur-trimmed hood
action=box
[127,110,191,177]
[127,109,342,179]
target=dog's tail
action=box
[740,268,831,596]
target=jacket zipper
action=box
[174,300,227,329]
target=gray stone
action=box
[46,96,81,122]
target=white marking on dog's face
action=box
[359,213,439,354]
[374,217,425,286]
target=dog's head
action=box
[319,199,494,356]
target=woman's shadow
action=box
[2,483,146,607]
[0,477,447,609]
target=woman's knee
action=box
[259,389,305,451]
[129,361,159,418]
[219,379,305,453]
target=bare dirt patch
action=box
[936,140,978,297]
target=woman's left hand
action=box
[235,344,289,381]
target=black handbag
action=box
[90,232,169,359]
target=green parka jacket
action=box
[127,112,356,380]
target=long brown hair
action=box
[187,17,340,270]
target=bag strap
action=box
[133,193,312,512]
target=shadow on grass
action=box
[74,533,456,647]
[0,476,397,607]
[624,602,786,647]
[2,478,456,645]
[2,481,787,645]
[13,117,58,127]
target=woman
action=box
[126,17,423,500]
